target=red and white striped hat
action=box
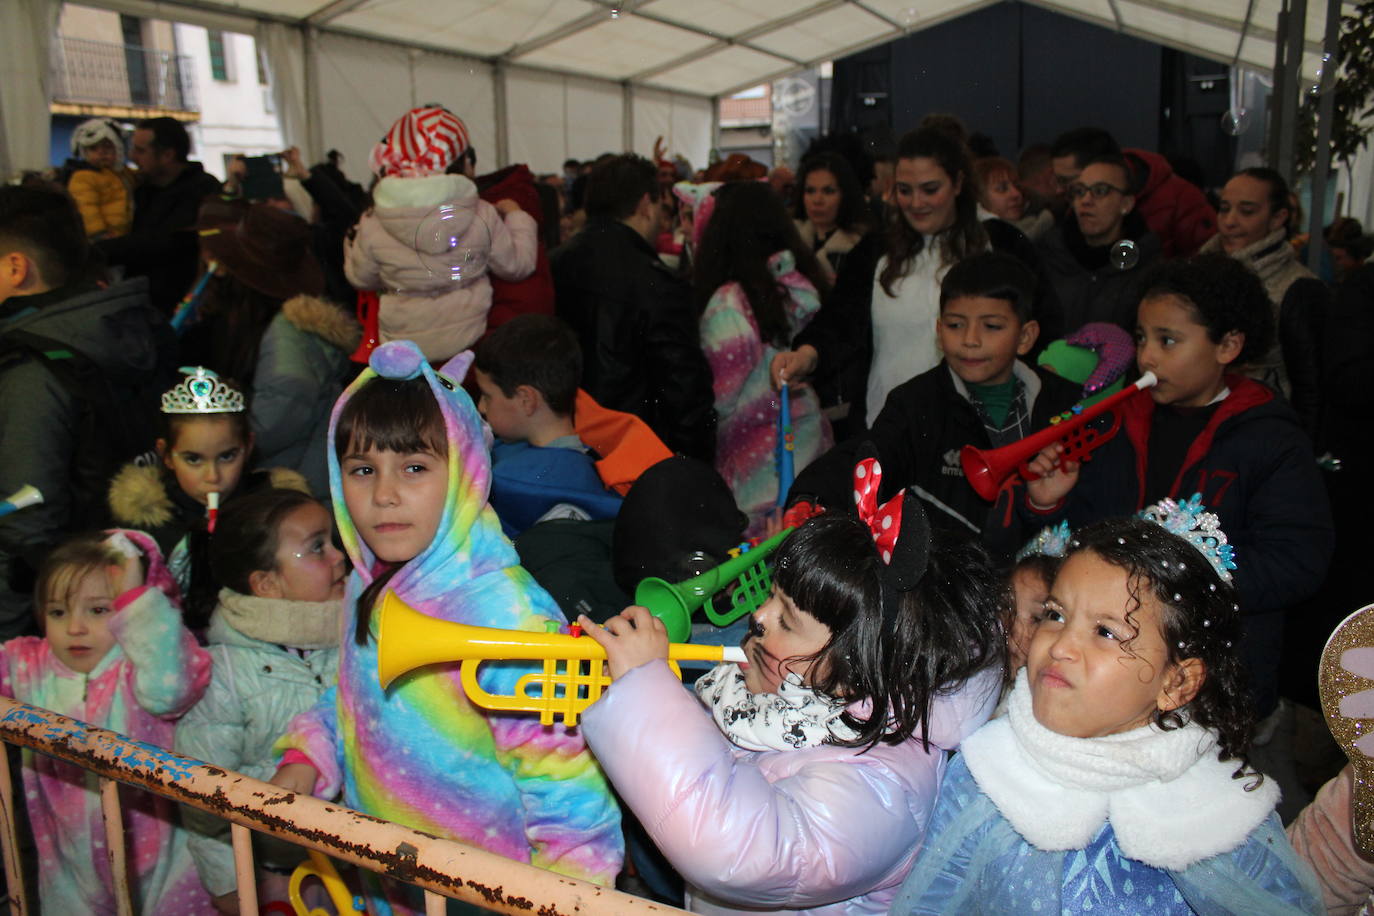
[369,107,470,178]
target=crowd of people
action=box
[0,101,1372,915]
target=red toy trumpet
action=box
[960,371,1157,502]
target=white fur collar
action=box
[960,671,1279,870]
[374,173,476,209]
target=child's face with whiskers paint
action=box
[340,442,448,564]
[740,585,833,695]
[1027,551,1196,738]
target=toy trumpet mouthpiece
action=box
[3,485,42,510]
[206,492,220,533]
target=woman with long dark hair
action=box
[792,151,869,283]
[774,127,1056,431]
[694,181,832,535]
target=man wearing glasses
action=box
[1049,127,1215,258]
[1035,154,1161,335]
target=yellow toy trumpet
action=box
[376,592,746,726]
[289,849,362,914]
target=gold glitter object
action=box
[1319,602,1374,858]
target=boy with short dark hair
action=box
[788,251,1081,560]
[472,314,621,537]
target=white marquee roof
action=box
[125,0,1344,98]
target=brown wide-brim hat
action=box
[196,196,325,301]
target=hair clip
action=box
[160,367,244,414]
[1138,493,1236,583]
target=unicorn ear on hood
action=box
[440,350,474,384]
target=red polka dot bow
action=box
[854,457,904,564]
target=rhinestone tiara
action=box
[160,367,245,414]
[1139,493,1237,583]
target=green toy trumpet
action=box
[634,527,793,643]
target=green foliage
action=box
[1295,0,1374,173]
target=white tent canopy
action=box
[0,0,1358,183]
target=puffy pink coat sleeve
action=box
[482,204,537,283]
[107,585,211,719]
[343,213,384,292]
[582,660,969,909]
[1287,766,1374,914]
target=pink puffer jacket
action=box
[581,660,1000,914]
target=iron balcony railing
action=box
[50,35,197,112]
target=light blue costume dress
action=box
[891,673,1323,915]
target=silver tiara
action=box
[160,367,245,414]
[1139,494,1237,584]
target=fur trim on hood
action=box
[282,295,362,352]
[108,462,311,529]
[108,462,174,529]
[267,466,311,494]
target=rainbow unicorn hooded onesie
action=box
[274,340,622,913]
[0,529,213,914]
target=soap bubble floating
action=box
[1220,108,1251,136]
[414,204,490,283]
[1110,239,1139,271]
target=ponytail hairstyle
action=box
[880,127,987,298]
[1064,517,1257,784]
[210,487,322,595]
[332,374,448,645]
[773,513,1006,750]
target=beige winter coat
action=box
[345,174,537,361]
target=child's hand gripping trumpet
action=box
[376,592,744,726]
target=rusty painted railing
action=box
[0,696,686,916]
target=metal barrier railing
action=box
[0,695,686,916]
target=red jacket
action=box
[1125,148,1217,258]
[478,164,555,332]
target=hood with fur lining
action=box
[108,461,310,529]
[280,294,361,353]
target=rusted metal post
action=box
[0,697,686,916]
[231,823,260,914]
[99,778,133,916]
[0,746,28,915]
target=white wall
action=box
[631,87,713,174]
[312,31,495,183]
[174,22,283,179]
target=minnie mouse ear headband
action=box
[370,107,470,178]
[852,451,931,629]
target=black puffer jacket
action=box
[552,218,716,461]
[98,162,222,312]
[789,360,1082,563]
[1035,210,1161,336]
[0,278,173,637]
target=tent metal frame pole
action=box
[622,82,634,153]
[1276,0,1307,182]
[1268,6,1288,168]
[494,61,509,169]
[1307,0,1343,271]
[304,25,324,163]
